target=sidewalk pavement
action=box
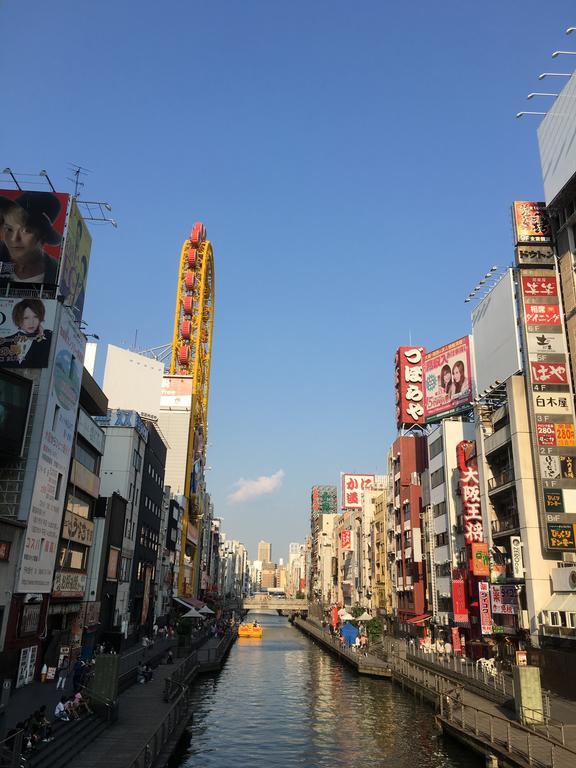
[382,634,576,725]
[1,636,176,735]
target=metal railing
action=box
[0,730,24,768]
[440,693,576,768]
[129,685,190,768]
[488,467,515,492]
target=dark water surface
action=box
[175,613,479,768]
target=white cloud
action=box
[227,469,285,504]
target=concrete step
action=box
[27,715,108,768]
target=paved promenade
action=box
[1,637,176,735]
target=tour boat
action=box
[238,622,263,638]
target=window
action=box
[429,437,444,460]
[75,439,100,474]
[66,489,93,519]
[58,542,86,570]
[435,531,449,547]
[431,468,445,489]
[120,557,132,582]
[107,547,120,580]
[55,473,63,500]
[133,449,142,472]
[433,501,447,518]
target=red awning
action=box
[405,613,432,624]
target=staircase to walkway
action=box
[26,714,108,768]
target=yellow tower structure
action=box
[169,222,215,596]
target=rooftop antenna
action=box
[67,163,92,198]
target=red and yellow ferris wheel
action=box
[170,221,215,458]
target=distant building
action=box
[257,540,271,563]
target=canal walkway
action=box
[70,631,236,768]
[296,618,576,768]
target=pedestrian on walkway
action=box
[54,697,70,722]
[56,655,69,690]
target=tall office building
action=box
[257,540,271,563]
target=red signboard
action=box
[478,581,492,636]
[524,304,561,325]
[452,579,468,623]
[451,627,462,655]
[457,441,484,545]
[340,530,351,550]
[521,275,558,297]
[395,346,426,428]
[530,361,568,384]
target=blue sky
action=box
[2,1,574,562]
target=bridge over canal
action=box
[242,596,308,612]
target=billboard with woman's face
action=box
[424,337,473,421]
[0,297,57,368]
[0,189,69,285]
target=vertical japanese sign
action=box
[470,542,490,577]
[342,474,375,510]
[311,485,337,514]
[395,346,426,429]
[340,530,351,550]
[451,627,462,654]
[452,579,468,623]
[516,240,576,552]
[478,581,492,635]
[16,306,86,592]
[457,441,484,545]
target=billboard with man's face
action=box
[0,297,57,368]
[0,189,69,284]
[424,337,473,422]
[59,199,92,321]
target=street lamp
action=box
[526,93,558,99]
[566,27,576,35]
[551,51,576,58]
[516,112,547,118]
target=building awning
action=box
[172,596,206,610]
[405,613,432,624]
[542,593,576,613]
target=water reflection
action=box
[176,613,480,768]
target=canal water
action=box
[174,613,480,768]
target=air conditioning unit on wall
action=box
[551,567,576,592]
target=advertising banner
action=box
[342,474,375,509]
[59,199,92,321]
[16,306,85,592]
[515,245,555,267]
[0,189,69,284]
[424,337,472,421]
[0,297,57,368]
[478,581,492,635]
[311,485,337,515]
[451,627,462,655]
[452,579,468,623]
[0,369,32,456]
[519,266,576,552]
[160,376,193,408]
[62,510,94,546]
[490,584,518,615]
[395,346,426,428]
[340,529,351,550]
[512,202,552,245]
[52,570,87,598]
[457,440,484,545]
[471,542,490,576]
[510,536,524,579]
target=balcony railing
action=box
[488,467,515,492]
[491,512,520,535]
[541,624,576,638]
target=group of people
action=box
[5,706,54,755]
[54,691,92,722]
[55,655,94,692]
[137,662,154,684]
